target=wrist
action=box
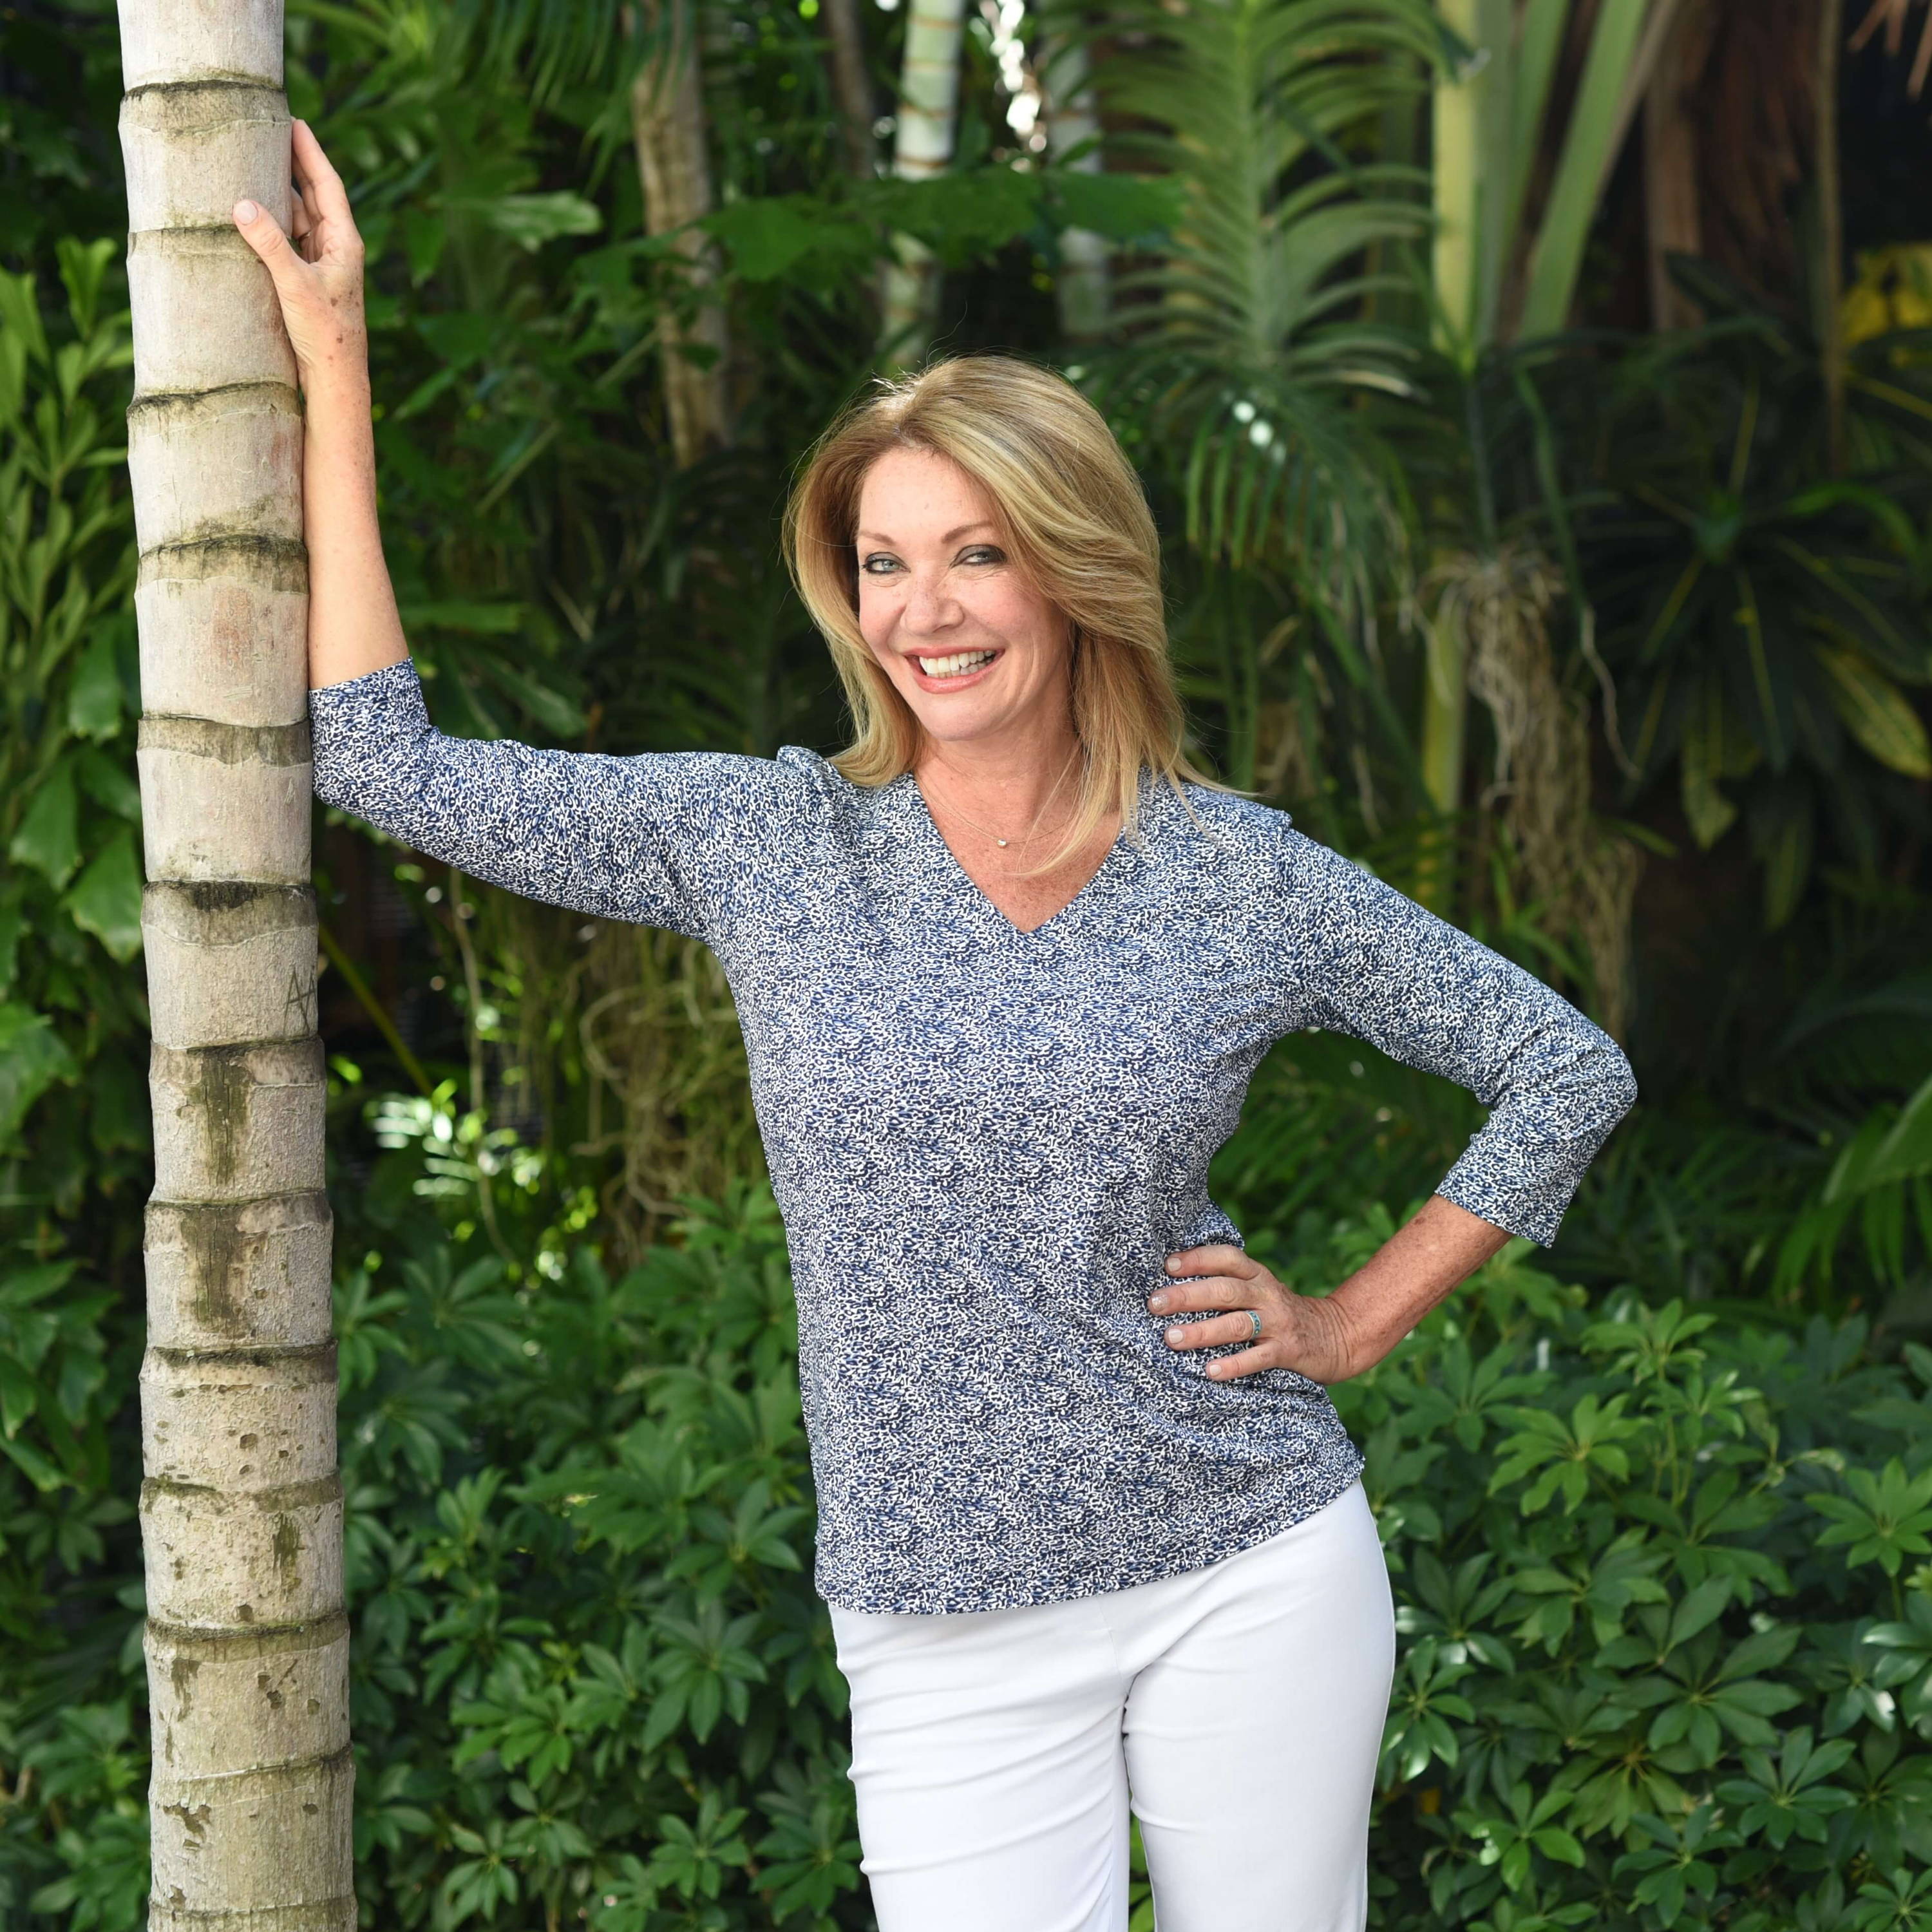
[1322,1285,1384,1380]
[301,352,372,415]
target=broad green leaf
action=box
[0,1432,66,1492]
[0,892,20,994]
[77,748,140,820]
[399,600,527,636]
[0,265,49,366]
[1046,170,1183,243]
[57,236,117,338]
[702,196,874,284]
[402,207,449,286]
[473,658,586,741]
[873,168,1042,267]
[0,1354,37,1436]
[64,828,144,962]
[0,1003,76,1143]
[9,759,80,886]
[66,629,124,740]
[460,191,603,251]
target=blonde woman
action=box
[241,128,1636,1932]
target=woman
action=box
[238,126,1636,1932]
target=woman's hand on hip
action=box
[233,120,367,392]
[1148,1244,1363,1385]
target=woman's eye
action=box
[860,554,900,575]
[960,547,1004,566]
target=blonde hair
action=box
[782,354,1223,873]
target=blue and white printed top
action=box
[310,660,1636,1614]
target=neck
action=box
[915,720,1083,830]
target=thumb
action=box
[232,198,303,285]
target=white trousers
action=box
[828,1479,1395,1932]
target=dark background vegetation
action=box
[4,0,1932,1925]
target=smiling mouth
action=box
[913,649,999,679]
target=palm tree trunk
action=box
[822,0,878,179]
[1643,0,1709,328]
[880,0,968,368]
[630,0,732,462]
[117,4,350,1928]
[1041,30,1110,341]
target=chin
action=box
[907,704,1005,744]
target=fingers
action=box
[232,198,307,291]
[1150,1245,1274,1379]
[290,119,356,231]
[1159,1309,1262,1352]
[1164,1244,1255,1280]
[1147,1253,1253,1317]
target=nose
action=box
[899,569,961,638]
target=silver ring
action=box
[1244,1309,1263,1340]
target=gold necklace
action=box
[926,748,1079,851]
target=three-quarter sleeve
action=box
[1283,831,1637,1246]
[308,658,799,946]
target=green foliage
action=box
[11,1155,1932,1927]
[0,238,147,1222]
[3,13,1932,1931]
[1578,292,1932,929]
[1317,1235,1932,1930]
[1062,0,1442,585]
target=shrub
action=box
[8,1152,1932,1928]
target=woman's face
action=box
[853,445,1072,754]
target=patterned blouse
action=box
[310,660,1636,1615]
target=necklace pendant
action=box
[996,838,1009,848]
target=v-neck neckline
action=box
[902,768,1139,940]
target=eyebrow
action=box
[854,521,999,547]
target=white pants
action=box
[828,1479,1395,1932]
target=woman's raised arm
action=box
[234,120,405,692]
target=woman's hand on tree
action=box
[233,120,367,392]
[1148,1244,1364,1385]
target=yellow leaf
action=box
[1815,644,1932,779]
[1843,283,1893,349]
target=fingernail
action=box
[1164,1256,1181,1274]
[234,199,258,224]
[1166,1326,1183,1345]
[1146,1294,1168,1312]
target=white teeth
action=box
[916,650,996,679]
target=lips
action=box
[903,647,1003,692]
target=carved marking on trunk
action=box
[147,1341,336,1377]
[143,1473,341,1511]
[126,377,300,421]
[284,965,316,1032]
[122,70,281,95]
[147,1611,350,1657]
[126,226,292,271]
[139,715,311,766]
[122,78,285,116]
[139,535,308,587]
